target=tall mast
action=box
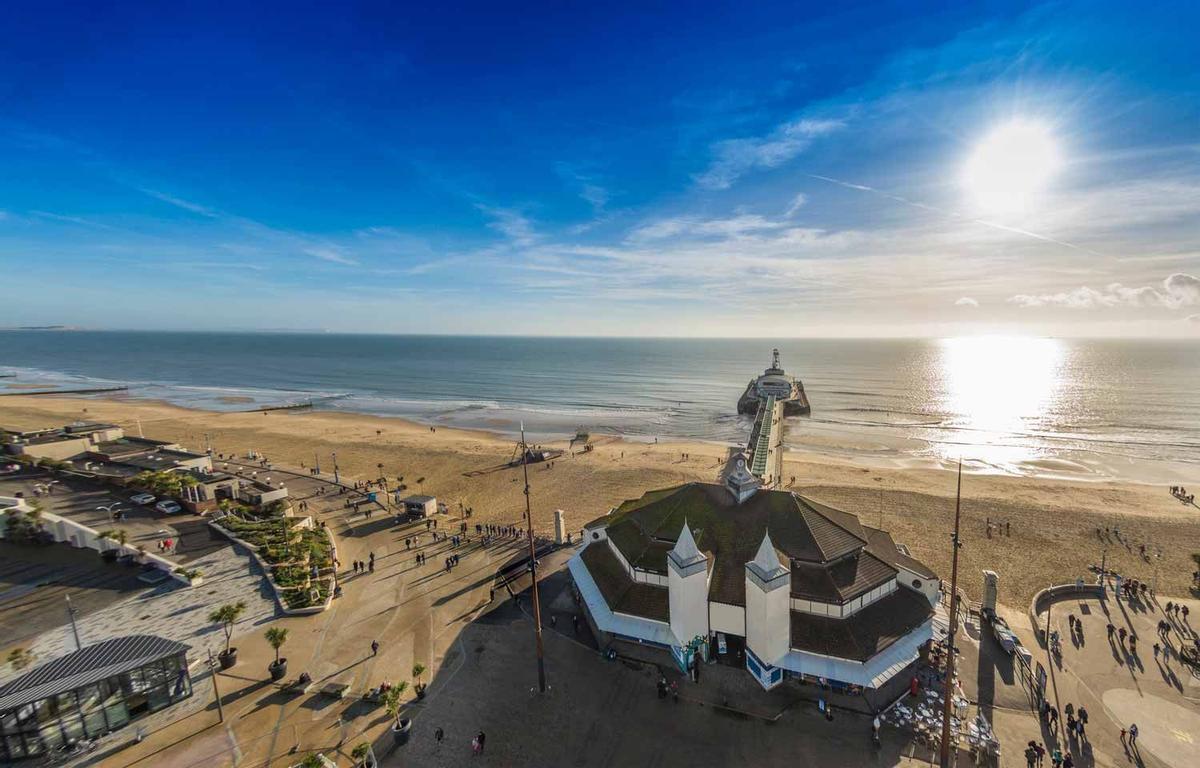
[771,347,780,370]
[521,423,548,693]
[939,459,964,767]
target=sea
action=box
[1,331,1198,484]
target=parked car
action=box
[131,492,156,505]
[155,500,182,515]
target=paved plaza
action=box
[4,458,1198,767]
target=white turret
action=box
[744,531,790,680]
[722,452,761,504]
[667,521,709,647]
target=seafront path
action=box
[83,456,531,768]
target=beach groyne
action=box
[0,385,129,397]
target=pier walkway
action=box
[746,395,784,487]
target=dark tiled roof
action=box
[791,552,896,603]
[863,527,937,580]
[0,635,190,711]
[789,589,934,661]
[600,482,891,607]
[795,497,867,561]
[580,542,670,623]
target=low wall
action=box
[0,501,192,587]
[209,516,336,616]
[1028,582,1106,645]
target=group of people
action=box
[351,552,375,574]
[433,727,485,755]
[1169,485,1194,504]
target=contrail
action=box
[805,173,1104,257]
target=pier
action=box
[745,394,784,487]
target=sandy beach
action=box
[2,394,1197,607]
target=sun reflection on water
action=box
[933,336,1066,467]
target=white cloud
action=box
[477,205,538,247]
[785,193,808,217]
[954,297,979,307]
[303,246,359,266]
[1008,273,1200,310]
[695,118,843,190]
[629,214,786,242]
[1186,314,1200,323]
[138,188,219,218]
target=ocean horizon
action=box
[2,330,1198,484]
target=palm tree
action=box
[7,647,34,671]
[208,601,247,657]
[383,682,409,729]
[264,627,288,666]
[411,662,425,686]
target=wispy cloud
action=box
[695,118,843,190]
[784,193,808,218]
[138,188,220,218]
[1009,273,1200,309]
[629,214,786,242]
[303,246,359,266]
[955,297,979,307]
[476,204,538,247]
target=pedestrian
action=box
[369,559,375,573]
[472,736,480,755]
[1119,727,1127,746]
[476,731,485,753]
[1024,744,1037,768]
[371,639,379,656]
[1106,622,1115,639]
[435,726,444,745]
[1153,642,1160,658]
[1078,706,1088,726]
[1184,605,1191,620]
[1118,627,1127,643]
[1129,635,1136,654]
[1167,600,1174,614]
[1062,752,1074,768]
[1129,723,1138,745]
[1034,742,1045,767]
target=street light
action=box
[206,649,225,723]
[97,502,123,521]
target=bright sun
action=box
[963,119,1061,215]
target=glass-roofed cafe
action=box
[0,635,192,761]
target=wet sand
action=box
[1,395,1197,606]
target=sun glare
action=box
[963,119,1061,215]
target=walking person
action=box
[434,726,444,746]
[371,639,380,657]
[1129,723,1138,746]
[476,731,486,754]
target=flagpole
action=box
[521,423,548,692]
[939,459,964,767]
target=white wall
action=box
[668,560,710,648]
[897,566,940,605]
[745,572,790,665]
[790,578,898,618]
[709,601,746,635]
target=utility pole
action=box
[65,594,82,651]
[939,460,964,768]
[207,649,225,722]
[521,424,547,693]
[332,451,340,485]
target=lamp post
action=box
[939,460,964,768]
[332,452,340,485]
[206,649,225,722]
[65,594,82,651]
[520,424,547,693]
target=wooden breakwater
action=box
[248,400,314,413]
[0,385,129,397]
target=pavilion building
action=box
[568,453,939,701]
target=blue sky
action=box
[1,0,1197,336]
